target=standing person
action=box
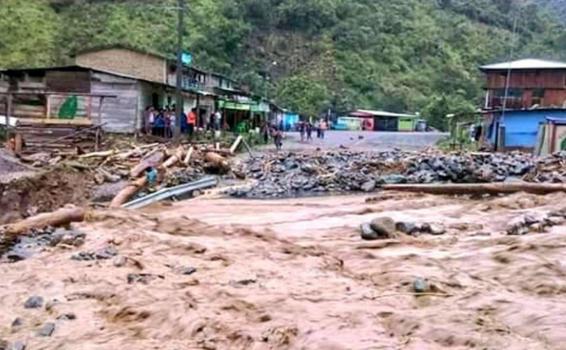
[213,110,222,131]
[164,107,172,138]
[261,122,270,144]
[306,122,313,141]
[168,107,176,138]
[315,120,321,139]
[187,108,197,138]
[320,119,327,140]
[145,106,155,135]
[153,111,165,137]
[299,121,306,142]
[273,127,283,151]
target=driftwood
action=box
[230,135,243,154]
[110,177,148,208]
[382,182,566,196]
[130,150,165,178]
[205,152,231,173]
[0,207,86,237]
[183,146,194,166]
[162,146,185,169]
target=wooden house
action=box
[480,59,566,150]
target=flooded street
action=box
[2,191,566,349]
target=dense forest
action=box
[1,0,566,129]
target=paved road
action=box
[268,131,448,152]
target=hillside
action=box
[1,0,565,129]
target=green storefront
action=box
[218,100,269,132]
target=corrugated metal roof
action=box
[354,110,417,118]
[480,59,566,71]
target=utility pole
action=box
[174,0,185,140]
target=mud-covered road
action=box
[1,191,566,349]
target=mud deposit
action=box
[0,169,93,224]
[1,192,566,349]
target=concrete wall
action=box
[76,48,167,84]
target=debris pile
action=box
[229,150,558,198]
[506,209,566,235]
[360,216,446,241]
[524,151,566,183]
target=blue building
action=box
[480,59,566,151]
[486,109,566,149]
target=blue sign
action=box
[182,52,192,65]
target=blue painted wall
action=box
[490,110,566,148]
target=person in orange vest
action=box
[187,108,197,137]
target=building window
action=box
[532,88,545,106]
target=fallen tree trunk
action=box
[130,150,165,178]
[161,146,185,169]
[382,182,566,196]
[109,177,148,208]
[230,135,243,154]
[183,146,194,166]
[79,150,115,159]
[0,207,86,237]
[205,152,231,173]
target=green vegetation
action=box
[1,0,565,130]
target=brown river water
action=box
[1,192,566,349]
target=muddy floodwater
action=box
[1,192,566,349]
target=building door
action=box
[152,93,159,109]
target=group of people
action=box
[144,106,223,139]
[298,119,328,142]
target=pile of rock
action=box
[1,227,85,262]
[506,209,566,235]
[228,150,546,199]
[524,151,566,183]
[360,216,447,240]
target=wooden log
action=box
[161,146,185,169]
[230,135,243,154]
[130,150,165,178]
[382,182,566,196]
[205,152,231,173]
[0,207,86,237]
[183,146,194,166]
[79,150,116,159]
[109,177,148,208]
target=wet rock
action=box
[113,255,127,267]
[429,224,446,236]
[420,223,432,234]
[11,317,23,328]
[95,246,118,259]
[369,217,396,238]
[506,221,529,236]
[523,214,540,226]
[413,277,429,294]
[381,174,407,185]
[23,296,43,309]
[45,299,59,312]
[396,221,418,235]
[545,216,565,227]
[36,322,55,337]
[9,342,25,350]
[360,223,379,241]
[361,180,376,192]
[71,246,118,261]
[57,313,76,321]
[127,273,164,285]
[176,266,197,276]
